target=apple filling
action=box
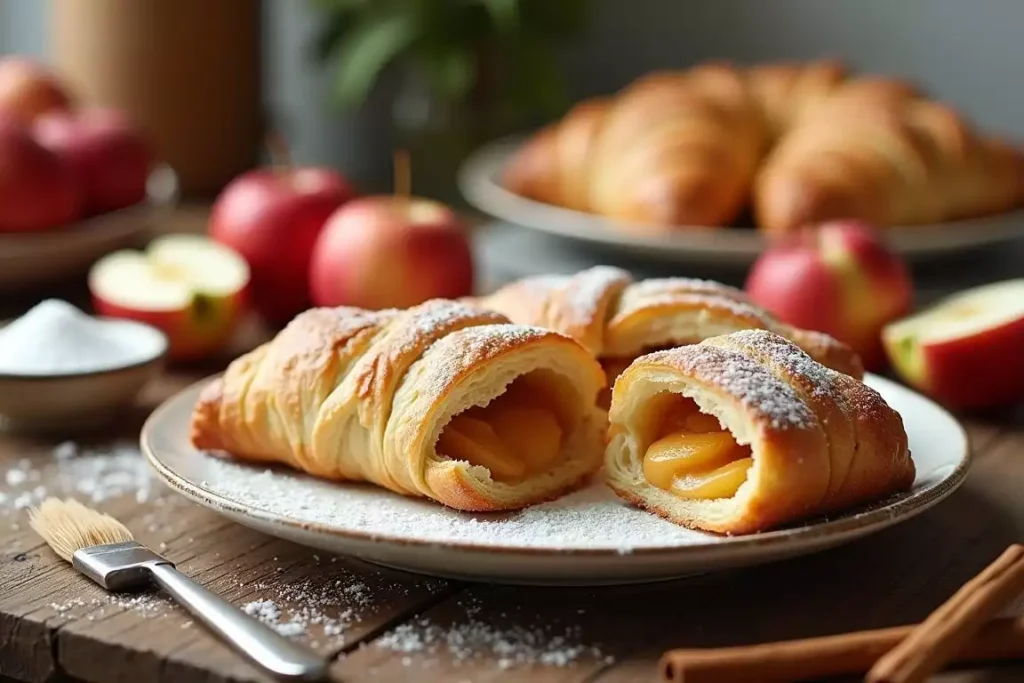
[436,370,572,482]
[641,394,752,500]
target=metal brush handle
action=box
[149,563,329,681]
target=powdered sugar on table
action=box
[197,456,715,553]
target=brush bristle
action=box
[28,498,134,562]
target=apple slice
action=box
[88,234,250,360]
[883,279,1024,410]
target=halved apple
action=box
[88,234,250,361]
[882,280,1024,410]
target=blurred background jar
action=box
[49,0,263,198]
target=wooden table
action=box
[2,217,1024,683]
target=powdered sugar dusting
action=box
[199,458,712,552]
[563,266,631,322]
[403,300,507,339]
[373,594,613,670]
[514,266,630,327]
[2,440,161,517]
[626,276,750,303]
[235,569,443,643]
[647,343,815,429]
[725,329,837,398]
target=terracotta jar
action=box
[49,0,263,196]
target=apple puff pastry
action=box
[605,329,914,534]
[190,299,607,512]
[476,266,864,391]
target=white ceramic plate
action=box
[0,164,179,290]
[458,135,1024,266]
[143,374,969,586]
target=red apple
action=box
[0,57,72,125]
[0,117,81,232]
[745,220,914,371]
[88,234,251,361]
[883,280,1024,410]
[33,108,152,215]
[309,195,474,310]
[209,166,357,326]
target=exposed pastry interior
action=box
[604,329,915,535]
[435,369,580,484]
[189,299,608,512]
[637,393,753,501]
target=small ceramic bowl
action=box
[0,318,169,434]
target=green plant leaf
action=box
[331,11,421,108]
[425,46,477,101]
[480,0,519,33]
[309,12,357,63]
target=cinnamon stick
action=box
[660,617,1024,682]
[867,543,1024,683]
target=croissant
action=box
[474,266,864,392]
[189,299,607,512]
[605,329,915,535]
[501,59,1024,232]
[502,97,609,212]
[755,77,1024,232]
[584,64,768,228]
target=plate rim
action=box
[457,133,1024,260]
[142,372,971,561]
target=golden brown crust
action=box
[605,329,914,535]
[501,97,609,212]
[189,300,607,512]
[501,59,1024,231]
[478,267,863,381]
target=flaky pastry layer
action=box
[476,266,864,380]
[191,300,607,512]
[605,329,914,535]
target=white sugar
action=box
[513,266,631,327]
[0,299,165,376]
[648,341,816,430]
[237,573,389,641]
[375,600,611,669]
[1,440,159,516]
[200,458,714,552]
[243,599,281,622]
[727,329,837,397]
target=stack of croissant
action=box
[502,59,1024,233]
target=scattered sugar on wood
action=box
[373,596,613,670]
[236,571,414,643]
[48,593,175,620]
[1,440,163,517]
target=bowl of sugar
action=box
[0,299,168,433]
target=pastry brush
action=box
[28,497,329,681]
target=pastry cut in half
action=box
[605,329,915,535]
[475,265,864,393]
[190,299,607,512]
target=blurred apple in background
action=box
[89,234,250,361]
[0,56,72,125]
[209,164,356,326]
[0,117,80,232]
[744,220,913,371]
[309,195,474,310]
[33,108,152,215]
[883,280,1024,410]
